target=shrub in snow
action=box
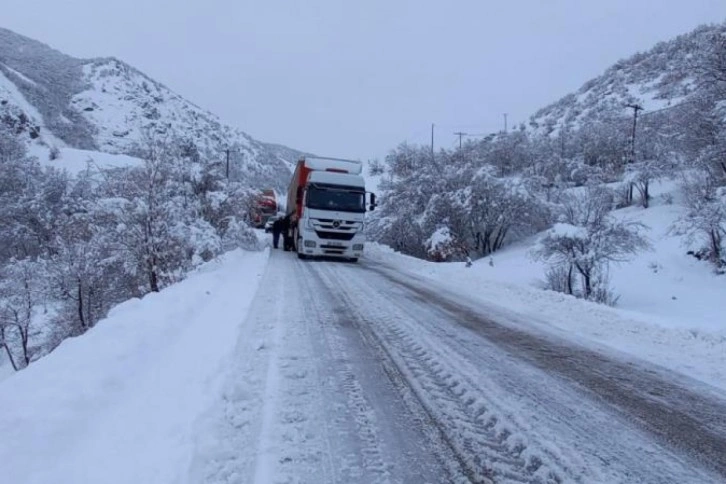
[0,127,28,164]
[425,226,468,262]
[624,157,673,209]
[533,187,650,304]
[425,226,453,261]
[221,217,261,252]
[48,145,61,161]
[672,172,726,270]
[543,265,575,295]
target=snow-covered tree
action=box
[533,187,650,303]
[368,158,385,176]
[0,258,42,369]
[673,172,726,269]
[97,139,221,293]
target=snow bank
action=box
[0,249,269,484]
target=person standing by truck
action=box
[280,214,292,251]
[271,217,283,249]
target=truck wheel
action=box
[349,258,359,263]
[296,237,306,259]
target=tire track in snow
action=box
[371,264,726,480]
[191,252,452,483]
[312,260,723,483]
[313,262,566,484]
[298,259,392,483]
[299,259,454,483]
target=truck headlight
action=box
[304,240,317,248]
[352,244,364,251]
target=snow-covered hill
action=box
[529,22,725,134]
[0,27,303,191]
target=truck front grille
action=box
[315,231,355,241]
[314,220,359,231]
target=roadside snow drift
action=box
[0,249,268,484]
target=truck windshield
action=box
[306,184,365,213]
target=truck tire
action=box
[349,258,359,263]
[296,236,307,259]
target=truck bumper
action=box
[298,228,365,259]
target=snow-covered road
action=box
[191,251,726,484]
[2,247,724,484]
[189,251,454,484]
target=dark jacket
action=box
[272,218,283,235]
[279,215,291,233]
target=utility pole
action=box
[454,131,466,150]
[503,113,508,133]
[225,148,231,179]
[625,103,644,205]
[625,103,643,163]
[431,123,435,164]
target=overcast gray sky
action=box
[3,0,725,160]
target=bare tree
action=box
[673,172,726,269]
[0,259,40,369]
[533,187,650,302]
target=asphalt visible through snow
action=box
[193,251,726,484]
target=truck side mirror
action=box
[369,193,377,211]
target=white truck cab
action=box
[287,157,375,262]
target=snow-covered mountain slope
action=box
[0,27,90,147]
[0,27,304,190]
[529,22,725,134]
